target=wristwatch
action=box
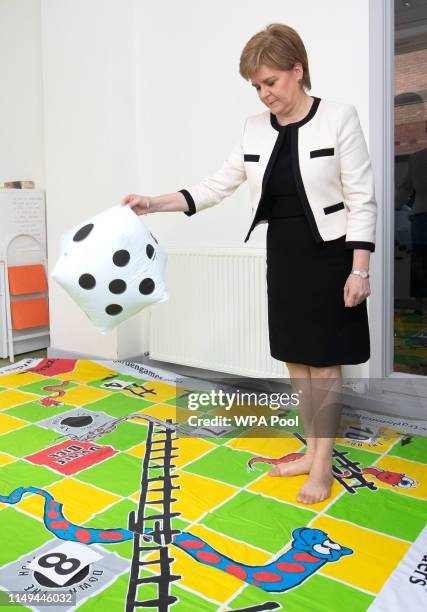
[351,270,370,279]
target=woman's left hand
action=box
[344,274,371,307]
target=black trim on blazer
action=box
[290,125,323,243]
[245,96,322,243]
[179,189,196,216]
[345,241,375,252]
[324,202,345,215]
[244,154,260,162]
[310,147,334,158]
[270,96,321,131]
[244,130,285,242]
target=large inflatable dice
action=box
[52,205,168,333]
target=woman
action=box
[122,23,376,505]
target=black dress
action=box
[265,114,370,367]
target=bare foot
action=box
[296,468,333,504]
[268,454,313,477]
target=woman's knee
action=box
[286,361,311,379]
[309,365,341,379]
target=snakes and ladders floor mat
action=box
[0,358,426,612]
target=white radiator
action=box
[149,248,287,377]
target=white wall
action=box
[41,0,140,359]
[0,0,44,187]
[134,0,372,251]
[132,0,372,377]
[29,0,372,370]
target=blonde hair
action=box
[239,23,311,90]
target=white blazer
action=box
[180,97,377,251]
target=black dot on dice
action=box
[61,415,93,428]
[73,223,94,242]
[79,274,96,289]
[106,304,123,316]
[109,279,127,294]
[139,278,155,295]
[113,250,130,267]
[146,244,155,259]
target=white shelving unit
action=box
[0,189,49,360]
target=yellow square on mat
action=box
[366,455,427,500]
[190,523,271,565]
[125,381,176,404]
[228,430,304,457]
[248,472,342,511]
[55,360,116,384]
[0,390,37,410]
[171,437,216,468]
[0,452,16,467]
[312,515,410,593]
[126,442,146,459]
[158,524,269,603]
[0,413,28,434]
[131,471,237,522]
[0,372,45,388]
[18,478,119,524]
[150,545,240,604]
[60,385,111,406]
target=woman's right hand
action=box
[121,193,155,215]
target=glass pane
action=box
[394,0,427,375]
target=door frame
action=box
[368,0,395,379]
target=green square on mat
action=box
[96,421,148,451]
[0,425,59,457]
[326,486,426,541]
[74,572,130,611]
[83,498,189,561]
[85,394,153,418]
[4,401,75,423]
[0,507,53,565]
[387,435,427,464]
[87,374,148,391]
[15,378,77,396]
[75,453,142,496]
[183,445,269,487]
[83,499,138,560]
[0,461,62,495]
[229,572,374,612]
[200,490,315,554]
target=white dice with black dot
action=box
[52,205,168,332]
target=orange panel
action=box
[8,265,48,296]
[11,298,49,330]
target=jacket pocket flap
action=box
[310,148,335,158]
[323,202,345,215]
[244,154,260,162]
